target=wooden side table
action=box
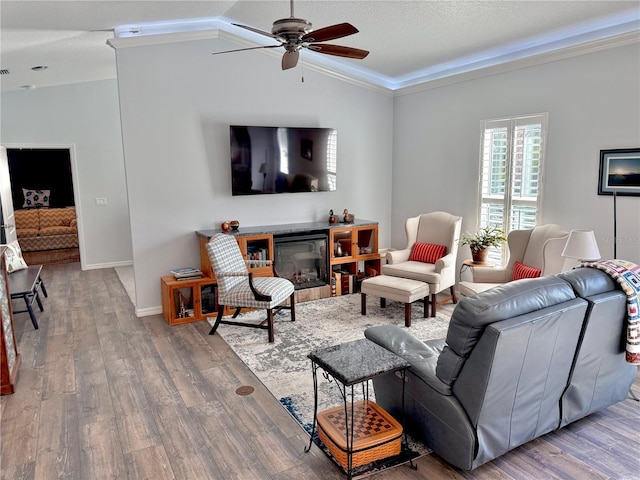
[459,259,494,278]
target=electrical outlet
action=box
[95,197,108,206]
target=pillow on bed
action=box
[3,241,28,273]
[22,188,50,208]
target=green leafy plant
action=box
[460,225,507,252]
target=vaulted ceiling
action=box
[1,1,639,92]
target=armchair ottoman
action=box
[360,275,429,326]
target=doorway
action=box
[4,146,82,266]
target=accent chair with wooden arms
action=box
[206,233,295,343]
[458,223,569,297]
[382,211,463,317]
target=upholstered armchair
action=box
[458,223,569,297]
[206,233,295,343]
[382,211,462,316]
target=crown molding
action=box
[394,30,640,97]
[106,24,638,97]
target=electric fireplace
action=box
[274,233,329,290]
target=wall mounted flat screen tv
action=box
[230,125,337,195]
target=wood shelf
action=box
[160,275,218,325]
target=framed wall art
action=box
[598,148,640,196]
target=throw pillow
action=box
[3,241,28,273]
[22,188,50,208]
[511,261,542,281]
[409,242,447,264]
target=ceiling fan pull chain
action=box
[301,52,305,83]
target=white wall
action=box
[112,35,394,314]
[0,80,133,268]
[392,42,640,264]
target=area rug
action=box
[209,294,451,477]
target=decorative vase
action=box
[230,220,240,231]
[472,248,489,264]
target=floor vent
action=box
[0,69,9,75]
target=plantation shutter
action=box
[477,113,548,263]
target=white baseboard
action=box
[83,260,134,270]
[135,306,162,317]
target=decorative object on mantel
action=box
[220,221,230,232]
[328,210,338,224]
[460,225,506,264]
[230,220,240,231]
[343,209,355,223]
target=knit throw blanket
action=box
[582,259,640,365]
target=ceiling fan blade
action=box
[282,50,300,70]
[232,23,278,39]
[307,44,369,59]
[212,45,282,56]
[301,23,358,43]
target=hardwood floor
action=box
[1,263,638,479]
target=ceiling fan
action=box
[212,0,369,70]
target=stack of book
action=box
[170,267,203,280]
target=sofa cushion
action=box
[22,188,50,208]
[558,267,618,297]
[409,242,447,264]
[511,261,542,281]
[436,275,577,385]
[39,207,76,228]
[40,225,76,235]
[16,228,39,238]
[14,208,40,230]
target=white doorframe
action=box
[3,143,86,270]
[0,146,17,244]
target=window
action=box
[326,129,337,191]
[477,113,548,263]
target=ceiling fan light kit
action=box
[212,0,368,71]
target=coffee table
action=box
[305,338,414,479]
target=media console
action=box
[196,219,380,303]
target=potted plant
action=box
[460,225,507,264]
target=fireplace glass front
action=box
[274,233,329,290]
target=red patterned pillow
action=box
[409,243,447,264]
[511,261,542,281]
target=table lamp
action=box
[561,229,601,264]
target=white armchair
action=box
[383,211,462,317]
[458,223,569,297]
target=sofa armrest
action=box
[365,325,451,395]
[386,248,411,264]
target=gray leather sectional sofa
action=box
[364,267,637,470]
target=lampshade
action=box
[561,229,601,261]
[259,162,268,174]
